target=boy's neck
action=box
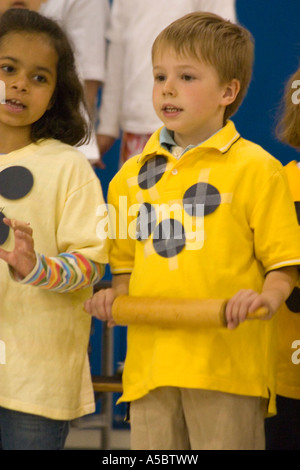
[173,118,225,149]
[172,124,224,149]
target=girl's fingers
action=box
[3,218,34,251]
[4,218,32,235]
[0,246,10,263]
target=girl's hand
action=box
[84,287,116,327]
[0,218,37,279]
[225,289,272,330]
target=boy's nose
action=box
[162,78,176,96]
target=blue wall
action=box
[235,0,300,164]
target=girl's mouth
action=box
[5,99,26,112]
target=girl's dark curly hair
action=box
[0,8,90,146]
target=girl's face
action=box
[0,31,57,144]
[0,1,47,14]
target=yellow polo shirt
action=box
[275,161,300,399]
[108,121,300,415]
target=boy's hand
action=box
[0,218,37,279]
[225,289,272,330]
[84,288,116,327]
[225,267,298,329]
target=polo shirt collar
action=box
[138,120,240,163]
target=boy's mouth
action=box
[162,105,183,113]
[163,104,182,113]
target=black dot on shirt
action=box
[136,203,157,241]
[0,211,9,245]
[138,155,167,190]
[285,201,300,313]
[286,287,300,314]
[0,166,33,200]
[153,218,186,258]
[295,201,300,224]
[183,183,221,217]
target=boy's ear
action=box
[221,79,240,105]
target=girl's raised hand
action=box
[0,218,37,279]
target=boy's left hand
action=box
[226,267,298,329]
[0,218,37,279]
[225,289,272,330]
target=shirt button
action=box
[172,169,178,175]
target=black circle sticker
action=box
[153,219,186,258]
[286,287,300,313]
[136,203,157,241]
[0,166,34,200]
[138,155,167,190]
[295,201,300,225]
[183,183,221,217]
[0,211,9,245]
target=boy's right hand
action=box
[84,288,116,327]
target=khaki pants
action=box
[130,387,266,450]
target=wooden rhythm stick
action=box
[112,296,268,328]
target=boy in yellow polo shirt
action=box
[85,13,300,450]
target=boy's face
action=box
[0,0,46,14]
[152,48,235,148]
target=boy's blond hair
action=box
[152,12,254,122]
[276,67,300,149]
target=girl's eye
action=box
[182,74,194,81]
[33,75,47,83]
[1,65,15,73]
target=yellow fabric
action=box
[108,121,300,415]
[0,139,108,420]
[275,161,300,399]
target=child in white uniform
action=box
[96,0,236,168]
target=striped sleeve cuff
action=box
[17,252,104,293]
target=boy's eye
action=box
[155,74,166,82]
[182,74,194,81]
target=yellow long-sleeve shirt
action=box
[275,161,300,399]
